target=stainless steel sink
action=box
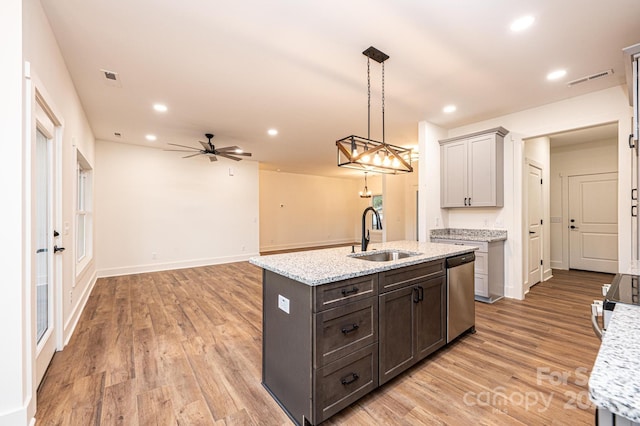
[350,250,418,262]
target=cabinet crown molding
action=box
[439,126,509,145]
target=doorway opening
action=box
[548,123,618,274]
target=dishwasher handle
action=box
[446,252,475,268]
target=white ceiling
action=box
[40,0,640,177]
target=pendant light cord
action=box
[367,57,371,140]
[382,62,385,144]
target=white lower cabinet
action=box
[431,238,504,303]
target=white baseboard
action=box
[543,268,553,281]
[96,253,259,278]
[260,238,355,253]
[64,269,98,346]
[0,404,31,426]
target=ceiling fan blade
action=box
[164,149,199,152]
[229,152,252,157]
[215,152,242,161]
[208,155,218,162]
[199,141,211,150]
[168,143,200,150]
[216,145,241,152]
[182,153,202,158]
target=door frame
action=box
[526,161,544,288]
[26,65,65,389]
[524,158,546,290]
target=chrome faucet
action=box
[361,206,382,252]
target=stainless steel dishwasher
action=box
[446,253,476,342]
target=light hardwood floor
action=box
[36,265,611,425]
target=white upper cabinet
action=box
[440,127,507,208]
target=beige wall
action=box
[258,170,418,252]
[95,140,259,276]
[550,138,618,269]
[259,170,366,252]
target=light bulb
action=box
[392,157,400,167]
[383,154,391,166]
[362,154,371,163]
[373,152,382,165]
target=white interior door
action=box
[569,173,618,273]
[34,98,59,386]
[527,164,543,287]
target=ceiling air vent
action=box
[100,69,122,87]
[568,69,613,87]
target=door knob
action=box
[54,245,65,253]
[570,225,578,230]
[570,219,575,223]
[529,231,535,234]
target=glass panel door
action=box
[35,128,50,343]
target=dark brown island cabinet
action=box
[262,259,451,425]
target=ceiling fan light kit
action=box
[336,46,413,174]
[166,133,252,162]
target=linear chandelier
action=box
[336,46,413,174]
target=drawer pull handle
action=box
[413,286,424,303]
[341,324,360,334]
[341,287,359,296]
[340,372,359,385]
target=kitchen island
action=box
[250,241,477,425]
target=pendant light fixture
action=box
[336,46,413,174]
[359,172,372,198]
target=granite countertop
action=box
[430,228,508,242]
[249,240,476,286]
[589,303,640,422]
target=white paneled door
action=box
[527,164,543,287]
[34,95,59,387]
[569,173,618,273]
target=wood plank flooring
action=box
[36,266,611,425]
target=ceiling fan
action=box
[166,133,252,162]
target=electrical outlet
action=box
[69,290,73,304]
[278,295,290,314]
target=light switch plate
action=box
[278,295,290,314]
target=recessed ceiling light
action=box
[267,129,278,136]
[153,103,168,112]
[510,15,535,32]
[145,134,157,141]
[443,105,457,113]
[547,69,567,81]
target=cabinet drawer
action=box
[379,260,445,293]
[314,298,377,368]
[431,238,487,252]
[475,251,488,274]
[475,273,489,297]
[314,344,378,424]
[314,274,377,312]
